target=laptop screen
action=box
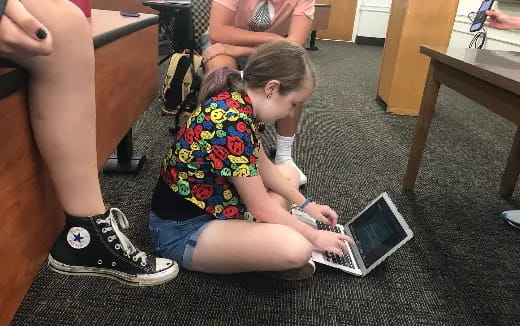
[348,197,408,268]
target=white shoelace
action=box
[96,208,148,266]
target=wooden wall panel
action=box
[316,0,358,41]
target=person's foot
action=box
[263,260,316,281]
[48,208,179,286]
[276,159,307,186]
[502,210,520,229]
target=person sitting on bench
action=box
[0,0,178,286]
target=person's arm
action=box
[285,14,313,47]
[215,112,351,255]
[258,146,305,206]
[257,146,339,227]
[231,174,352,255]
[232,174,315,238]
[285,0,314,46]
[202,43,255,63]
[209,2,283,47]
[485,9,520,30]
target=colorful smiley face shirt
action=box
[158,91,260,220]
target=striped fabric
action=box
[248,1,272,32]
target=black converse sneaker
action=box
[48,208,178,286]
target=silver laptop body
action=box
[293,193,414,277]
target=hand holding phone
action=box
[470,0,495,32]
[485,9,520,30]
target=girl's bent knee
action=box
[278,229,312,268]
[281,246,311,269]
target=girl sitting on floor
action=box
[149,40,353,280]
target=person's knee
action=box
[275,226,312,268]
[24,0,90,42]
[205,55,238,73]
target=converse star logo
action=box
[66,227,91,249]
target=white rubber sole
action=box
[48,254,179,287]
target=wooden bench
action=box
[0,10,158,324]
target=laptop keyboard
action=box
[315,221,355,269]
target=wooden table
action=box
[403,46,520,197]
[0,10,158,324]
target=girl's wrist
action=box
[302,201,316,215]
[300,197,312,210]
[221,44,230,57]
[514,17,520,30]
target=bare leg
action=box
[5,0,179,285]
[267,162,300,209]
[274,103,307,185]
[191,220,312,273]
[191,156,308,273]
[11,0,105,216]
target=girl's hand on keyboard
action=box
[311,230,354,256]
[304,202,338,227]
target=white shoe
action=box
[277,159,307,185]
[502,210,520,229]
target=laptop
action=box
[292,193,413,277]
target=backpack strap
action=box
[161,53,185,104]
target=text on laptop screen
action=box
[349,197,408,267]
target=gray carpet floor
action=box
[12,40,520,326]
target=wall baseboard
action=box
[375,95,387,111]
[355,36,385,46]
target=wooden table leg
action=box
[499,126,520,198]
[403,61,441,190]
[102,128,147,175]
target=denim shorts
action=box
[200,33,249,70]
[149,211,213,270]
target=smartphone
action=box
[470,0,495,32]
[120,12,141,17]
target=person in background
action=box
[485,9,520,30]
[485,9,520,229]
